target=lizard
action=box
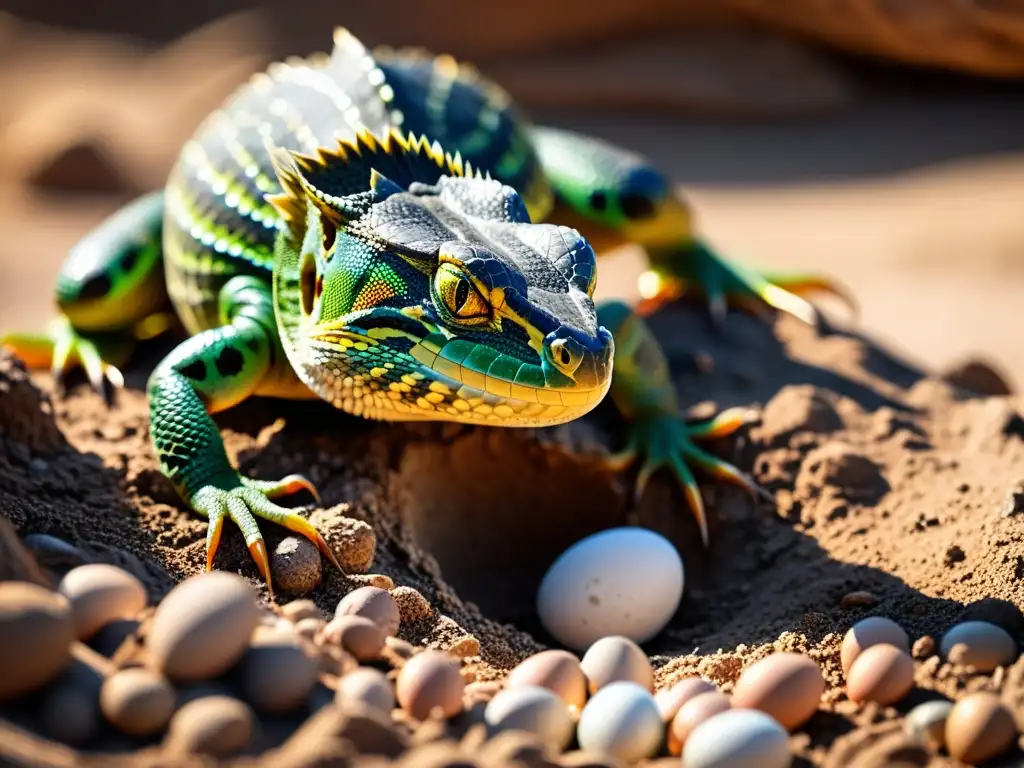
[3,28,847,592]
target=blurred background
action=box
[2,0,1024,385]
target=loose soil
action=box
[3,293,1024,765]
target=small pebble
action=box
[537,527,684,651]
[903,700,953,748]
[337,586,400,637]
[0,582,75,700]
[57,564,147,640]
[939,621,1017,672]
[396,649,465,720]
[323,614,386,662]
[841,616,910,673]
[281,599,323,623]
[39,651,106,747]
[294,617,325,640]
[271,536,322,593]
[945,692,1017,764]
[165,695,254,757]
[506,649,588,710]
[580,635,653,694]
[391,586,433,623]
[669,690,732,756]
[336,668,395,713]
[840,591,877,609]
[484,685,574,751]
[89,618,139,658]
[100,667,175,736]
[576,681,662,763]
[148,572,259,682]
[236,631,318,714]
[656,677,717,723]
[385,636,418,660]
[447,634,481,659]
[682,709,792,768]
[731,652,824,731]
[911,635,935,660]
[846,644,915,705]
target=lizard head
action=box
[268,129,614,426]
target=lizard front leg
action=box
[3,191,171,399]
[148,276,341,593]
[529,126,853,326]
[598,300,769,545]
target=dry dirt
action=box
[4,8,1024,766]
[4,290,1024,764]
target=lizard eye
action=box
[433,263,489,322]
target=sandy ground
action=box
[3,11,1024,766]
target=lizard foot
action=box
[2,315,126,402]
[193,473,343,596]
[636,239,856,328]
[603,406,771,547]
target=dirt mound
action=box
[3,301,1024,764]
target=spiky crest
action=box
[266,126,479,241]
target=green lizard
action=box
[3,29,845,591]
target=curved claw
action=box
[612,411,770,547]
[192,476,344,596]
[638,240,850,328]
[3,317,125,402]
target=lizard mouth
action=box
[303,325,613,427]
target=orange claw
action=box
[280,514,345,573]
[683,483,709,549]
[270,474,322,505]
[248,540,274,597]
[206,515,225,572]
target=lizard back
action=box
[163,29,548,335]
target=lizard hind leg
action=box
[597,299,769,546]
[148,276,342,594]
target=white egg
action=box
[576,681,663,763]
[683,709,791,768]
[537,527,684,651]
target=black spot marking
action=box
[588,190,607,213]
[244,336,262,353]
[215,346,245,377]
[78,273,112,301]
[161,452,189,473]
[119,249,140,275]
[179,359,207,381]
[620,193,657,220]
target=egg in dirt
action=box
[536,527,685,651]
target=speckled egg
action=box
[682,709,791,768]
[939,621,1017,672]
[576,681,663,763]
[484,685,574,751]
[536,527,684,651]
[731,653,824,731]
